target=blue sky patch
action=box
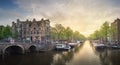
[0,0,18,9]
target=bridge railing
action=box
[0,42,40,45]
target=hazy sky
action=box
[0,0,120,37]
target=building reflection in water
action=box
[0,52,54,65]
[95,48,120,65]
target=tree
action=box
[89,30,101,40]
[73,31,80,40]
[0,25,4,39]
[0,25,14,40]
[51,24,86,41]
[51,27,58,40]
[100,22,109,42]
[88,21,110,43]
[73,31,85,40]
[64,27,73,40]
[52,24,65,40]
[2,25,12,38]
[109,25,117,42]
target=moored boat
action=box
[93,43,106,49]
[68,43,79,48]
[55,44,71,51]
[109,44,120,49]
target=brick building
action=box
[12,18,50,43]
[111,18,120,43]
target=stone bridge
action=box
[0,42,51,55]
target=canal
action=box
[0,41,120,65]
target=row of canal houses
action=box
[111,18,120,44]
[94,18,120,49]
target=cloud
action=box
[0,0,120,36]
[0,8,22,25]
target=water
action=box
[0,41,120,65]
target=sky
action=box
[0,0,120,37]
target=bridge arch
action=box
[28,45,37,52]
[3,45,24,55]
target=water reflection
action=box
[0,41,120,65]
[65,41,101,65]
[95,48,120,65]
[51,45,82,65]
[0,52,54,65]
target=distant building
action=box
[111,18,120,43]
[12,18,50,43]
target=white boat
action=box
[55,44,71,51]
[68,43,78,48]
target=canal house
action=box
[12,18,51,43]
[111,18,120,44]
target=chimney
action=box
[33,18,36,22]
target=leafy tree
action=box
[52,24,65,40]
[109,25,117,42]
[0,25,4,39]
[88,21,110,43]
[2,25,12,38]
[78,33,86,40]
[51,24,86,41]
[73,31,80,40]
[0,25,14,40]
[100,22,109,42]
[64,27,73,40]
[89,30,100,40]
[51,27,58,40]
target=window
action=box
[37,31,39,34]
[31,31,33,34]
[24,31,26,34]
[34,31,36,34]
[34,28,36,30]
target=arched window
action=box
[34,31,36,34]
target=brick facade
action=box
[12,18,50,43]
[111,18,120,43]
